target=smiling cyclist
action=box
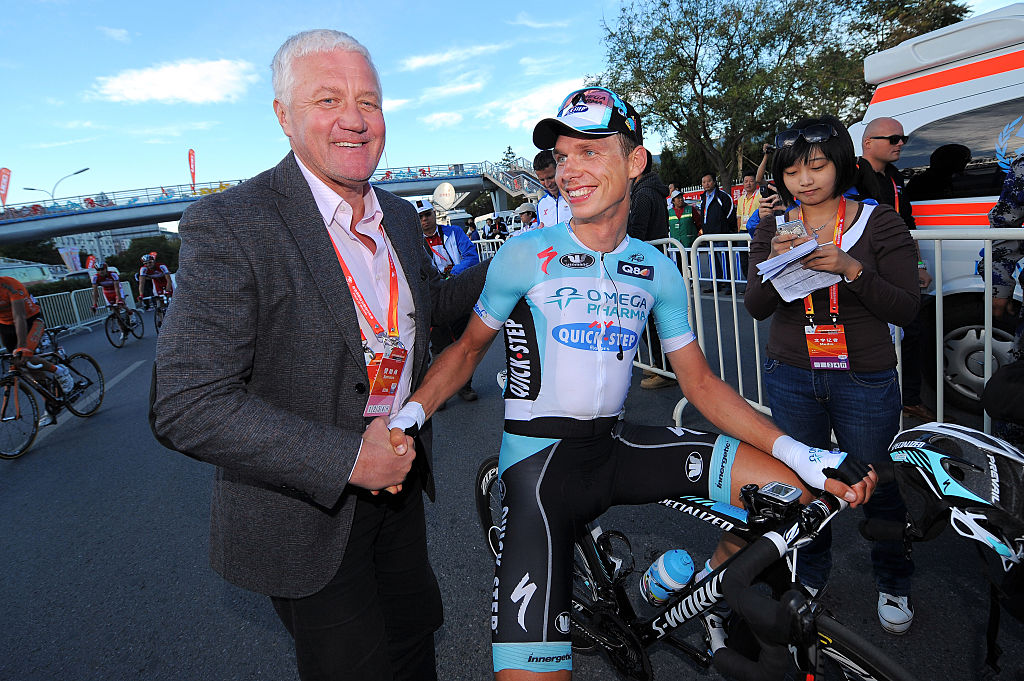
[387,87,879,679]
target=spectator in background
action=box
[465,218,481,241]
[698,173,735,293]
[494,217,509,239]
[860,117,935,422]
[736,170,760,233]
[514,202,539,235]
[627,150,669,242]
[534,149,572,227]
[746,114,919,636]
[668,190,696,247]
[414,198,481,404]
[485,217,495,237]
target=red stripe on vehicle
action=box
[912,214,991,226]
[870,50,1024,104]
[910,201,996,217]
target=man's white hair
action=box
[271,29,381,105]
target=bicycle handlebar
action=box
[713,492,848,681]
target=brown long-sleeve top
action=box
[744,202,920,372]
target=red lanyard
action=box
[328,224,401,342]
[801,196,846,324]
[890,177,899,213]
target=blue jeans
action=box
[763,359,913,596]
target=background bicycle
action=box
[0,325,105,459]
[99,303,144,348]
[139,294,169,333]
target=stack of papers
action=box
[757,241,842,302]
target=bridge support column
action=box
[490,190,509,213]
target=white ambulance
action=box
[851,3,1024,410]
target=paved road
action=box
[1,303,1021,681]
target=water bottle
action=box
[640,549,695,606]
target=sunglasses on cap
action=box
[869,134,909,145]
[555,87,639,137]
[774,124,838,148]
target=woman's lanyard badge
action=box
[802,197,849,370]
[330,227,408,417]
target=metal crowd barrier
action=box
[474,238,504,262]
[35,282,136,333]
[634,229,1021,435]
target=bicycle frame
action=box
[572,488,846,662]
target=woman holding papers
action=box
[744,115,921,635]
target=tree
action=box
[0,239,64,265]
[598,0,968,184]
[498,146,519,170]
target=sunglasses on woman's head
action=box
[774,124,838,148]
[869,134,909,145]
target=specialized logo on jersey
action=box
[546,286,585,310]
[559,253,595,269]
[552,320,639,352]
[685,452,703,482]
[617,261,654,280]
[555,612,571,635]
[504,301,541,400]
[537,246,558,274]
[511,573,537,632]
[628,253,645,263]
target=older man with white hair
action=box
[152,29,487,681]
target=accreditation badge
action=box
[804,324,850,370]
[363,346,408,417]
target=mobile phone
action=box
[775,219,806,237]
[759,183,776,198]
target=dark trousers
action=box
[271,478,443,681]
[430,314,472,388]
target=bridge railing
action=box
[0,181,244,224]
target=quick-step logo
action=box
[503,302,541,400]
[552,320,639,352]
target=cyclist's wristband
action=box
[388,401,425,435]
[771,435,846,491]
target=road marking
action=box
[35,360,148,445]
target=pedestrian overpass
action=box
[0,159,545,244]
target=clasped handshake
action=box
[348,415,419,496]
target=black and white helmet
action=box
[888,422,1024,570]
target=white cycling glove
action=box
[388,401,425,435]
[771,435,866,491]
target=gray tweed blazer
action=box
[151,152,486,598]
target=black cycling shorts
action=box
[0,314,43,353]
[490,420,742,673]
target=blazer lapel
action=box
[272,154,366,372]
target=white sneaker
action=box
[55,366,75,394]
[877,593,913,635]
[701,609,729,654]
[37,412,57,428]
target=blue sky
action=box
[0,0,1008,207]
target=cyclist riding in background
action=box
[91,262,124,311]
[137,253,173,308]
[387,87,879,679]
[0,276,75,427]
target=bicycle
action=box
[99,303,144,348]
[0,325,105,459]
[474,455,919,681]
[140,294,169,333]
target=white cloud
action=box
[419,112,463,129]
[478,78,585,131]
[507,12,570,29]
[98,26,130,42]
[519,56,562,77]
[383,98,411,111]
[420,72,488,101]
[91,59,259,104]
[128,121,219,137]
[58,121,105,130]
[27,137,99,149]
[400,44,510,71]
